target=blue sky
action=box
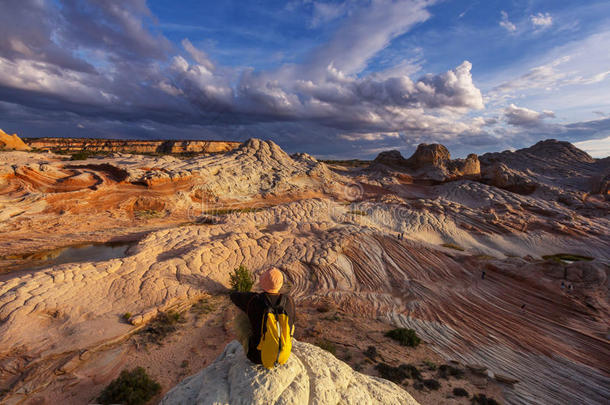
[0,0,609,158]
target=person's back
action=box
[230,268,296,365]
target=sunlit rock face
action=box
[0,129,30,151]
[0,137,608,404]
[160,340,419,405]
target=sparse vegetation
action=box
[314,339,337,356]
[229,265,254,292]
[98,367,161,405]
[190,297,215,316]
[422,378,440,390]
[453,387,469,397]
[180,360,189,368]
[441,243,465,251]
[438,364,465,379]
[122,312,132,322]
[375,363,421,384]
[347,210,368,216]
[471,394,500,405]
[423,359,437,370]
[364,345,378,360]
[384,328,421,347]
[316,303,331,313]
[137,310,186,345]
[542,253,593,263]
[205,207,261,216]
[134,209,165,219]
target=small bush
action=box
[180,360,189,368]
[364,346,378,360]
[423,359,437,370]
[438,364,465,379]
[138,310,185,344]
[347,210,368,216]
[230,265,254,292]
[471,394,500,405]
[375,363,421,384]
[442,243,465,251]
[453,387,469,397]
[98,367,160,405]
[422,379,440,390]
[134,209,164,219]
[542,253,593,262]
[123,312,132,322]
[190,298,215,315]
[385,328,421,347]
[315,339,336,356]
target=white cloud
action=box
[530,12,553,28]
[573,135,610,158]
[500,11,516,33]
[504,104,555,127]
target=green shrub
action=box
[471,394,500,405]
[190,298,215,315]
[423,359,437,370]
[138,310,185,344]
[347,210,368,216]
[123,312,132,322]
[422,379,440,390]
[364,346,378,360]
[384,328,421,347]
[98,367,160,405]
[438,364,465,379]
[542,253,593,262]
[441,243,465,251]
[229,265,254,292]
[453,387,469,397]
[375,363,421,384]
[314,339,336,356]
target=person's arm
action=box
[230,292,256,313]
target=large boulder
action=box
[0,129,30,151]
[161,340,419,405]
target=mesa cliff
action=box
[22,137,242,154]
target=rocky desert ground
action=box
[0,131,608,404]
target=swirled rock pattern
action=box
[0,138,608,404]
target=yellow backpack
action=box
[256,294,293,369]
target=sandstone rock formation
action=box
[161,340,419,405]
[0,138,608,404]
[0,129,30,151]
[373,143,480,182]
[23,137,241,154]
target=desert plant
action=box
[190,297,215,315]
[471,394,500,405]
[422,379,440,390]
[98,367,160,405]
[123,312,132,322]
[364,346,378,360]
[229,265,254,292]
[423,359,437,370]
[438,364,465,379]
[542,253,593,262]
[385,328,421,347]
[314,339,337,356]
[375,363,421,384]
[138,310,185,344]
[453,387,469,397]
[347,210,368,216]
[442,243,465,251]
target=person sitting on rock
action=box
[230,267,296,366]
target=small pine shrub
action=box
[229,265,254,292]
[384,328,421,347]
[423,359,437,370]
[98,367,160,405]
[471,394,500,405]
[453,387,469,397]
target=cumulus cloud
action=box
[500,11,517,33]
[504,104,555,127]
[530,12,553,28]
